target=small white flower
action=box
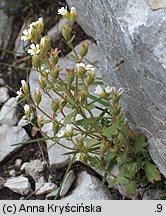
[23,104,30,113]
[16,88,23,100]
[87,69,96,77]
[21,28,32,41]
[105,86,112,94]
[85,64,95,71]
[27,44,40,55]
[71,7,76,13]
[95,85,104,97]
[57,6,68,16]
[66,124,73,133]
[58,130,66,138]
[76,62,85,70]
[29,17,43,28]
[111,86,116,93]
[21,80,27,87]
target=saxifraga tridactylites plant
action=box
[16,6,161,196]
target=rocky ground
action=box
[0,0,165,200]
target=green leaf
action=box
[109,178,118,188]
[85,138,100,148]
[63,111,77,126]
[11,137,51,146]
[119,146,129,163]
[102,172,108,186]
[87,103,95,110]
[126,163,138,179]
[118,132,129,145]
[88,156,100,167]
[76,118,93,127]
[133,134,148,154]
[102,124,119,138]
[68,34,76,44]
[118,176,129,185]
[43,120,52,124]
[69,53,78,62]
[144,161,161,183]
[66,95,75,107]
[125,181,137,195]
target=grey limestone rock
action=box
[62,171,113,200]
[20,160,44,181]
[35,182,57,196]
[0,87,9,104]
[0,125,30,162]
[67,0,166,178]
[60,170,76,197]
[0,97,18,126]
[0,3,14,51]
[4,176,31,195]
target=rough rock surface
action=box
[66,0,95,38]
[67,0,166,178]
[4,176,31,195]
[35,183,57,195]
[48,18,68,41]
[0,2,14,51]
[0,97,18,126]
[60,170,76,197]
[62,171,113,200]
[0,177,5,190]
[0,125,30,162]
[20,160,44,181]
[0,87,9,104]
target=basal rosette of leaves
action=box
[16,6,161,196]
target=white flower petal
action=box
[23,29,28,35]
[95,85,104,96]
[30,44,35,49]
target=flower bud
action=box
[78,90,86,104]
[31,28,40,44]
[29,17,44,34]
[86,71,96,86]
[32,55,41,69]
[37,115,44,128]
[59,98,67,111]
[76,134,84,149]
[66,124,73,136]
[76,63,86,78]
[58,130,66,138]
[66,68,74,86]
[39,76,47,90]
[79,153,87,163]
[70,7,77,25]
[51,99,59,113]
[40,36,51,54]
[100,143,107,154]
[112,89,123,105]
[62,25,71,41]
[49,48,59,66]
[34,88,42,105]
[52,122,60,135]
[113,104,122,115]
[50,67,60,81]
[24,104,31,119]
[80,42,89,58]
[21,80,29,95]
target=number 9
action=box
[157,204,162,212]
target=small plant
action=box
[16,6,161,196]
